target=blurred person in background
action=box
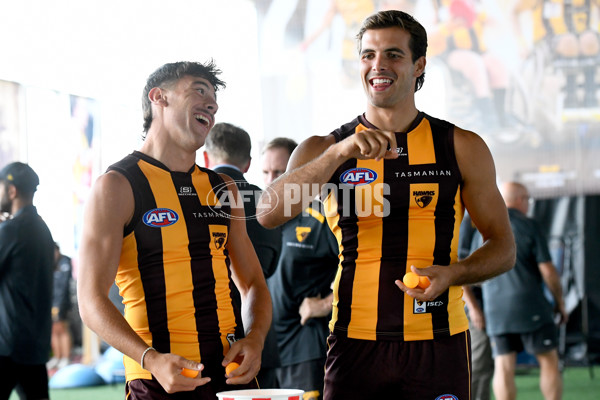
[262,138,339,400]
[203,122,282,388]
[261,137,298,186]
[482,182,568,400]
[459,212,493,400]
[47,242,74,372]
[0,162,55,400]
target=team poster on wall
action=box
[251,0,600,198]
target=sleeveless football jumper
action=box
[108,151,242,382]
[324,113,468,342]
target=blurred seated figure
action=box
[513,0,600,108]
[47,242,73,371]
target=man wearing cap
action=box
[0,162,55,399]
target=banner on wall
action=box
[6,85,99,261]
[251,0,600,198]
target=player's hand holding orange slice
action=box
[403,271,430,289]
[181,367,199,378]
[225,361,240,376]
[403,271,420,288]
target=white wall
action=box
[0,0,264,257]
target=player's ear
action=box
[148,87,168,106]
[414,56,426,78]
[7,183,17,200]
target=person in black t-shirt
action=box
[262,138,339,400]
[0,162,55,399]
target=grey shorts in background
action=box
[490,322,558,357]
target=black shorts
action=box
[323,331,471,400]
[0,356,49,400]
[489,323,558,357]
[276,358,326,400]
[126,377,257,400]
[125,340,257,399]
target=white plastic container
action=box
[216,388,304,400]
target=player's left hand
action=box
[222,335,263,385]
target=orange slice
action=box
[181,367,199,378]
[403,272,420,288]
[225,362,240,376]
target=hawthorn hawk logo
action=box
[296,227,311,243]
[413,190,435,208]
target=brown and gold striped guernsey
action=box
[323,113,468,341]
[108,151,242,381]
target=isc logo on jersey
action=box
[143,208,179,227]
[340,168,377,185]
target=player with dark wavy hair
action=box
[259,10,515,399]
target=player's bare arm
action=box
[396,127,515,301]
[78,171,210,393]
[220,174,272,384]
[258,129,398,228]
[452,127,516,284]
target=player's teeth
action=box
[373,79,391,84]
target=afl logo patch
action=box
[436,395,459,400]
[340,168,377,185]
[143,208,179,227]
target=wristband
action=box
[140,346,155,370]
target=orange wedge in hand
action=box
[181,367,199,378]
[418,275,430,289]
[225,362,240,376]
[403,272,420,288]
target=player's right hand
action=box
[335,129,398,161]
[144,350,211,393]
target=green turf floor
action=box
[9,366,600,399]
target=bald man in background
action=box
[482,182,568,400]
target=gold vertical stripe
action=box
[407,119,436,165]
[347,158,384,340]
[194,167,221,206]
[207,224,236,341]
[323,191,342,331]
[449,187,469,335]
[138,162,199,361]
[404,182,439,340]
[117,232,157,381]
[116,233,147,332]
[449,188,464,266]
[193,169,237,341]
[123,355,152,381]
